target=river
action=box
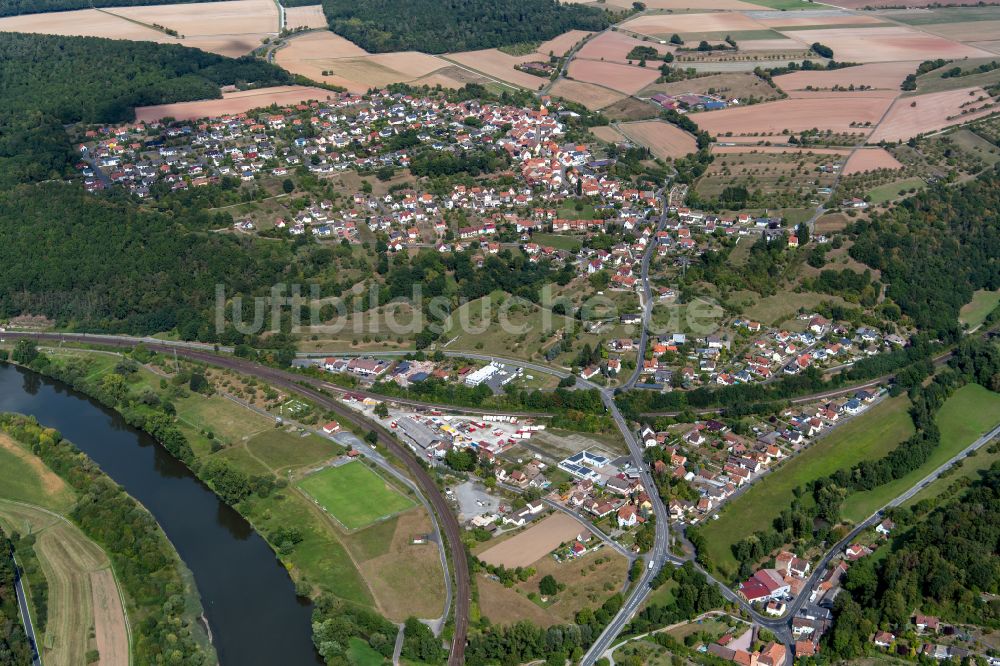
[0,363,324,665]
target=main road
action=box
[7,542,42,666]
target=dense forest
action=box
[0,183,295,336]
[0,0,224,16]
[0,413,212,664]
[826,462,1000,659]
[0,33,291,187]
[0,528,32,666]
[320,0,609,53]
[848,166,1000,338]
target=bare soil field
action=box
[778,25,993,62]
[695,96,893,136]
[478,513,583,568]
[591,125,630,143]
[843,147,903,175]
[783,88,900,99]
[567,59,661,95]
[538,29,595,57]
[410,65,494,90]
[0,7,170,42]
[617,119,698,158]
[622,11,765,37]
[134,85,335,122]
[971,40,1000,55]
[447,49,550,89]
[758,13,886,28]
[736,37,805,50]
[284,5,329,30]
[774,60,919,91]
[868,86,999,142]
[550,78,627,109]
[640,71,780,101]
[576,30,672,63]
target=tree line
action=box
[0,527,32,666]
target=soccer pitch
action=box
[297,460,416,530]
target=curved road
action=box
[8,543,42,666]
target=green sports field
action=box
[297,461,416,530]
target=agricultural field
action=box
[695,96,892,138]
[478,513,583,568]
[567,59,661,95]
[773,60,918,91]
[615,120,698,159]
[446,48,554,90]
[297,460,417,530]
[537,29,594,57]
[697,394,914,577]
[840,383,1000,522]
[601,97,661,122]
[550,78,627,109]
[284,4,328,30]
[866,177,926,204]
[620,12,766,38]
[575,30,672,64]
[869,87,999,143]
[0,434,128,666]
[842,148,903,175]
[777,25,992,62]
[0,7,170,43]
[134,85,337,123]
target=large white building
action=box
[464,363,501,387]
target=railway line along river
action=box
[0,362,323,665]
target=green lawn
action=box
[297,461,416,530]
[175,394,273,444]
[698,394,913,577]
[347,637,389,666]
[531,233,582,252]
[246,429,342,472]
[557,201,598,220]
[959,289,1000,330]
[0,438,75,512]
[867,177,925,204]
[840,383,1000,522]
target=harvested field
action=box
[783,88,900,99]
[90,569,129,666]
[576,30,672,63]
[567,60,660,95]
[478,513,583,568]
[829,0,991,8]
[111,0,278,56]
[757,12,886,28]
[550,78,627,109]
[774,60,919,91]
[695,96,892,136]
[971,40,1000,55]
[814,212,849,234]
[537,29,594,57]
[736,37,804,50]
[0,7,169,42]
[410,66,494,89]
[842,148,903,175]
[778,26,993,62]
[621,12,765,37]
[919,19,1000,42]
[134,85,335,123]
[616,120,698,158]
[868,86,998,142]
[284,5,329,30]
[446,49,549,89]
[279,29,369,60]
[640,71,780,101]
[641,0,765,7]
[591,125,630,143]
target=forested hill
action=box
[320,0,609,53]
[848,165,1000,339]
[0,33,291,187]
[0,0,223,17]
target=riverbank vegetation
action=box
[0,526,33,666]
[0,413,212,664]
